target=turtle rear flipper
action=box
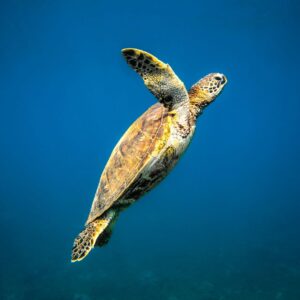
[95,212,119,247]
[95,225,114,247]
[71,210,116,262]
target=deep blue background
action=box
[1,1,300,299]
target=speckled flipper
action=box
[122,48,189,110]
[94,211,119,247]
[71,210,116,262]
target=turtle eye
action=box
[214,76,222,81]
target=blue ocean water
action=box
[1,0,300,299]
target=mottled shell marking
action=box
[86,103,172,224]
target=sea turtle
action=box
[71,48,227,262]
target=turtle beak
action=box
[213,73,227,86]
[221,75,227,85]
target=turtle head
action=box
[189,73,227,117]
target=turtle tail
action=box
[71,210,116,262]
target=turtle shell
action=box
[86,103,172,224]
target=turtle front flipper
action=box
[71,210,116,262]
[122,48,189,111]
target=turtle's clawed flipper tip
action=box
[71,211,116,262]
